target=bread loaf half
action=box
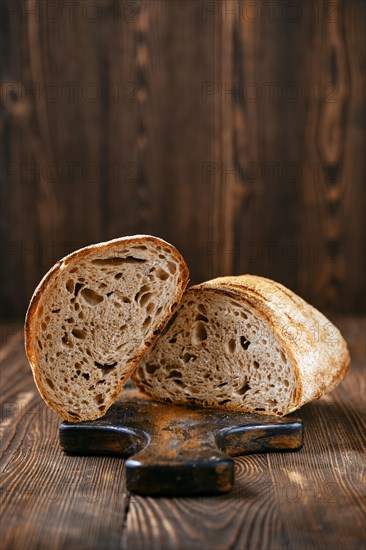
[25,235,189,422]
[133,275,350,415]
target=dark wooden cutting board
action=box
[59,390,303,496]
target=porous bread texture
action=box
[25,235,189,422]
[133,275,350,416]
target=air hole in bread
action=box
[51,308,60,314]
[254,408,265,412]
[71,328,87,340]
[156,306,162,315]
[92,256,146,265]
[237,382,250,395]
[95,394,104,404]
[82,373,90,380]
[146,302,155,315]
[219,399,231,405]
[240,336,250,350]
[217,382,228,388]
[228,338,236,353]
[167,261,176,274]
[114,273,122,280]
[140,293,153,307]
[61,334,73,348]
[169,337,177,344]
[280,351,287,363]
[145,363,159,374]
[143,316,152,328]
[192,322,207,344]
[173,379,183,385]
[195,313,208,323]
[45,377,54,389]
[166,365,175,372]
[182,352,197,363]
[135,284,151,302]
[106,291,113,297]
[74,282,84,297]
[156,268,169,281]
[167,370,182,378]
[94,361,117,370]
[38,340,43,349]
[81,288,104,306]
[65,279,74,293]
[253,361,259,369]
[67,411,80,420]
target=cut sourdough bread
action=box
[25,235,189,422]
[132,275,350,416]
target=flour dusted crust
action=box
[25,235,189,422]
[133,275,350,415]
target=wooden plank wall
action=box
[1,0,365,319]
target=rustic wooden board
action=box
[60,391,303,496]
[1,0,365,319]
[1,317,365,549]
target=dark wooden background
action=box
[1,0,365,320]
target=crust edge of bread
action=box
[24,235,189,421]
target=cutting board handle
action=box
[126,427,234,495]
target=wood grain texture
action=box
[1,0,365,317]
[1,317,365,549]
[298,0,366,313]
[0,330,130,550]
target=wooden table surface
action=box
[1,317,365,550]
